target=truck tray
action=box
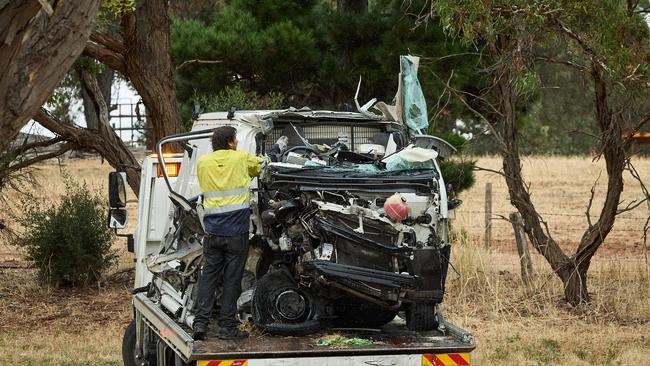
[135,293,475,362]
[193,322,474,360]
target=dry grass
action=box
[455,155,650,256]
[446,155,650,365]
[0,155,648,365]
[444,236,650,365]
[0,269,132,366]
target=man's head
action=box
[211,126,238,151]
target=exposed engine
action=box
[245,144,452,334]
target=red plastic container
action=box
[384,194,410,222]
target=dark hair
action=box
[211,126,237,151]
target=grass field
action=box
[0,155,648,365]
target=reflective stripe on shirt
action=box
[203,202,250,215]
[203,187,249,199]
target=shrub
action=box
[16,177,116,287]
[440,159,476,195]
[195,84,285,113]
[430,132,476,195]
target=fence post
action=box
[484,182,492,249]
[509,212,534,284]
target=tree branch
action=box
[534,54,588,72]
[33,108,85,143]
[176,59,222,70]
[89,31,124,54]
[83,41,126,75]
[10,136,65,157]
[552,19,612,74]
[584,171,601,228]
[33,107,142,195]
[473,165,507,178]
[429,69,507,149]
[616,198,649,215]
[1,142,76,177]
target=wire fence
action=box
[461,210,648,220]
[457,209,648,233]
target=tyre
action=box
[122,320,138,366]
[252,269,322,335]
[405,302,437,331]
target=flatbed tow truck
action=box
[109,108,475,366]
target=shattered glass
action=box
[400,56,429,132]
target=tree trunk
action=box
[0,0,100,151]
[559,60,627,304]
[562,260,589,304]
[79,69,141,194]
[491,47,627,305]
[82,0,185,148]
[493,62,572,278]
[80,67,114,131]
[122,0,184,146]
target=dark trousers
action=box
[193,233,249,329]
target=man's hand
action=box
[261,156,271,169]
[259,156,271,180]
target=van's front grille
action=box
[265,124,382,153]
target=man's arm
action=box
[247,153,263,177]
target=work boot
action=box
[193,324,208,341]
[217,327,249,340]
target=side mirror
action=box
[108,172,127,208]
[413,135,457,159]
[448,198,463,210]
[108,208,128,229]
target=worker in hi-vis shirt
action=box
[192,126,262,340]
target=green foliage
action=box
[440,159,475,194]
[195,85,284,114]
[518,63,596,155]
[429,132,476,193]
[513,72,541,99]
[431,0,650,156]
[171,0,482,129]
[100,0,135,18]
[47,73,80,125]
[15,177,116,288]
[171,6,318,124]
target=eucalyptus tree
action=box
[0,0,100,151]
[430,0,650,304]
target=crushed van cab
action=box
[146,108,459,335]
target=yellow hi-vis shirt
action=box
[197,149,262,235]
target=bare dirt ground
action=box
[0,155,648,365]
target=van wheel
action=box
[405,302,437,331]
[252,269,322,335]
[122,320,139,366]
